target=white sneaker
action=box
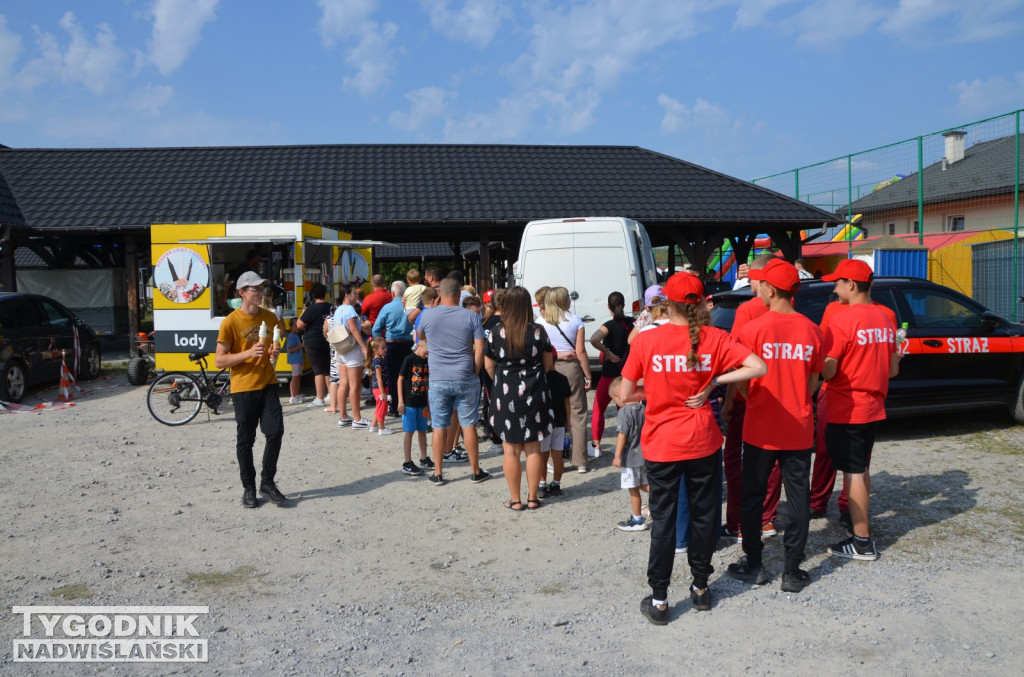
[351,419,370,430]
[378,427,395,436]
[288,396,302,404]
[307,398,326,408]
[675,546,688,555]
[369,425,379,433]
[588,442,602,458]
[488,442,503,454]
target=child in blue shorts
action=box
[397,341,434,475]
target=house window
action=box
[886,223,896,235]
[912,220,919,234]
[947,216,965,232]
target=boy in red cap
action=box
[726,259,824,592]
[620,272,766,622]
[820,259,900,561]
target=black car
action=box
[0,292,102,403]
[710,277,1024,424]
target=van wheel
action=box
[1,359,27,403]
[1012,374,1024,425]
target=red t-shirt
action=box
[621,323,751,462]
[738,311,824,450]
[820,300,896,335]
[361,289,392,325]
[823,304,896,424]
[730,297,769,403]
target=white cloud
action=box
[732,0,800,30]
[147,0,219,76]
[318,0,397,97]
[658,93,769,172]
[388,86,453,131]
[18,11,125,95]
[787,0,887,49]
[952,73,1024,117]
[128,82,175,115]
[419,0,509,48]
[443,97,537,142]
[659,94,732,134]
[0,15,22,91]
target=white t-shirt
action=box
[537,313,584,354]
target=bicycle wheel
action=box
[147,372,203,426]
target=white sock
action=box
[652,598,666,607]
[632,514,642,521]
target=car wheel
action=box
[1,359,28,403]
[80,344,102,380]
[1012,373,1024,425]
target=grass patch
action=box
[184,565,266,590]
[538,584,562,596]
[50,584,92,600]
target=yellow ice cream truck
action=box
[150,221,390,376]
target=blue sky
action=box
[1,0,1022,180]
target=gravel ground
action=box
[2,372,1023,676]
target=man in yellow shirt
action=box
[215,271,286,508]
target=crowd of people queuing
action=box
[216,259,900,625]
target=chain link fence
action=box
[751,109,1022,322]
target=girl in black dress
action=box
[485,286,555,511]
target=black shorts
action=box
[826,421,878,474]
[305,342,331,376]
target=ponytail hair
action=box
[607,291,625,321]
[365,337,385,370]
[668,299,711,369]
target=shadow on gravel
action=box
[877,409,1016,442]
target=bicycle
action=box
[146,352,231,426]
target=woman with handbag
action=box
[331,284,370,429]
[536,286,594,473]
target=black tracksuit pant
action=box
[740,443,812,572]
[233,384,284,489]
[646,452,721,600]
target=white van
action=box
[513,217,658,358]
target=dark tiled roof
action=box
[848,133,1023,214]
[375,241,478,260]
[0,169,27,228]
[0,145,841,237]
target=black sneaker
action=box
[548,482,562,497]
[402,461,423,476]
[726,557,771,585]
[428,473,447,487]
[443,449,469,463]
[781,569,811,593]
[470,470,491,484]
[537,483,549,499]
[259,481,286,504]
[828,536,879,561]
[690,585,711,611]
[419,456,435,469]
[640,595,668,625]
[242,487,258,508]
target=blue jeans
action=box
[428,379,481,429]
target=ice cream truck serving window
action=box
[150,221,393,374]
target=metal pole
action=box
[917,136,924,246]
[1014,111,1020,322]
[847,155,853,251]
[794,168,800,202]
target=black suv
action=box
[710,277,1024,424]
[0,292,102,403]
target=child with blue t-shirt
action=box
[285,324,304,404]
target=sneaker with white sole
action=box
[378,427,394,436]
[351,419,370,430]
[588,442,602,458]
[288,396,303,404]
[488,442,504,454]
[337,417,353,427]
[306,398,326,408]
[828,536,879,561]
[721,527,742,543]
[762,521,778,537]
[616,515,648,532]
[401,461,423,476]
[368,425,379,433]
[675,546,688,555]
[419,456,435,469]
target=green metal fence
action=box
[751,109,1022,322]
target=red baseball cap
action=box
[748,258,800,292]
[482,289,495,303]
[822,259,874,283]
[663,271,704,304]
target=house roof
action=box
[0,169,28,229]
[0,144,841,243]
[846,133,1023,214]
[803,229,990,257]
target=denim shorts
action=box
[428,379,480,429]
[402,406,429,432]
